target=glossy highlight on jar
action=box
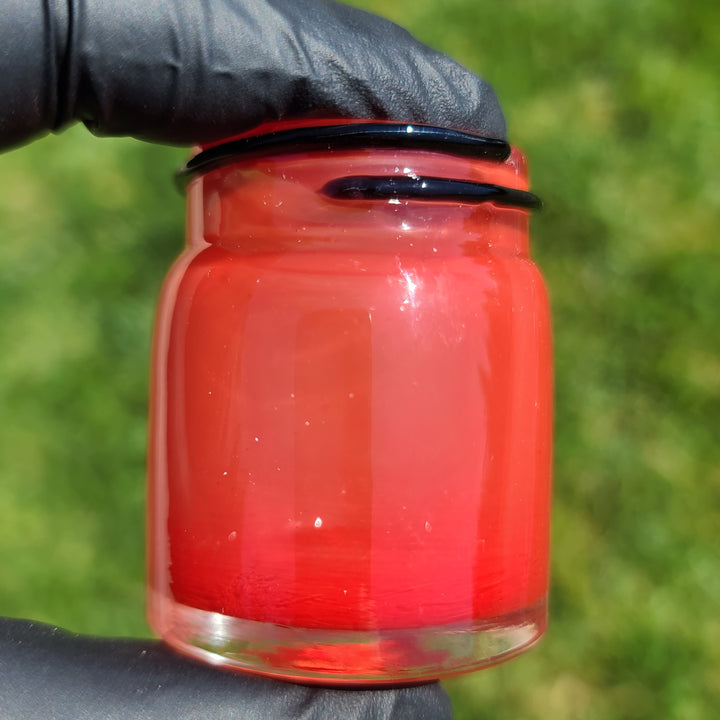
[147,120,553,684]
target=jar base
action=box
[149,595,546,685]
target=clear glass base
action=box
[150,594,546,685]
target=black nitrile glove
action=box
[0,0,505,151]
[0,2,505,717]
[0,619,453,720]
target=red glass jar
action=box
[147,121,552,684]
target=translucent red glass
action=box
[147,123,552,684]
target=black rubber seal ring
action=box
[177,123,512,188]
[321,176,542,210]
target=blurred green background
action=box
[1,1,718,718]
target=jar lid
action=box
[177,122,541,211]
[179,123,510,181]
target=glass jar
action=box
[147,121,552,684]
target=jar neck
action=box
[186,148,532,258]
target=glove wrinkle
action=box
[50,0,72,132]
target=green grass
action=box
[1,1,719,717]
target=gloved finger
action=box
[0,617,453,720]
[0,0,505,151]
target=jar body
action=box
[147,137,552,683]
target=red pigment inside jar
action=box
[147,123,552,681]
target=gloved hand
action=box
[0,2,504,717]
[0,0,505,151]
[0,618,453,719]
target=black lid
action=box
[176,122,541,211]
[177,122,512,185]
